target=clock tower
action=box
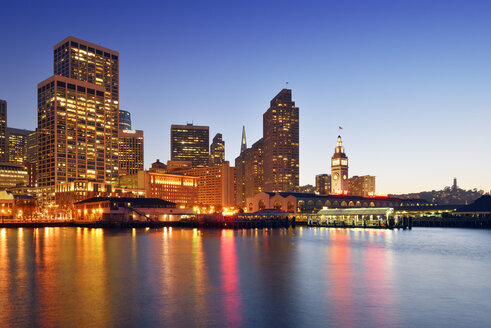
[331,135,348,194]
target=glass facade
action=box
[119,110,132,130]
[170,124,209,168]
[209,133,225,166]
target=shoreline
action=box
[0,217,489,229]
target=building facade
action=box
[181,162,236,208]
[209,133,225,166]
[263,89,299,193]
[0,100,7,162]
[7,128,32,165]
[349,175,375,197]
[171,123,209,168]
[37,76,109,206]
[53,36,119,182]
[331,136,349,195]
[235,89,299,207]
[119,110,131,130]
[0,162,28,190]
[118,170,199,207]
[315,174,331,195]
[38,37,120,207]
[118,129,144,176]
[247,191,429,214]
[235,138,263,207]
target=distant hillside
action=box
[392,187,487,205]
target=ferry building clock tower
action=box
[331,135,349,194]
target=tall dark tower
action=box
[331,135,348,194]
[263,89,299,192]
[209,133,225,166]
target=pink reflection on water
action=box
[363,231,398,326]
[328,229,355,328]
[220,230,242,327]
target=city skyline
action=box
[1,1,491,194]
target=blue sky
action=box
[1,0,490,194]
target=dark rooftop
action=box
[75,197,176,208]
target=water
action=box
[1,227,490,328]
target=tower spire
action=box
[241,125,247,153]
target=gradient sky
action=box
[1,0,490,194]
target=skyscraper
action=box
[209,133,225,166]
[119,110,132,130]
[38,36,120,207]
[26,131,38,165]
[26,130,38,187]
[53,36,119,182]
[262,89,299,193]
[171,123,209,168]
[234,89,299,207]
[331,136,349,194]
[118,129,144,176]
[7,128,32,165]
[0,100,7,162]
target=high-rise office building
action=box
[26,130,38,188]
[209,133,225,166]
[0,100,7,162]
[37,76,109,205]
[263,89,299,192]
[118,129,144,176]
[235,138,263,207]
[119,110,132,130]
[53,36,119,181]
[234,89,299,207]
[38,37,120,207]
[315,174,331,195]
[26,130,38,165]
[348,175,375,197]
[331,136,349,195]
[171,123,209,168]
[7,128,32,165]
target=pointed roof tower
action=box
[241,125,247,153]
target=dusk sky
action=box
[1,0,490,194]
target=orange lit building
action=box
[55,180,145,218]
[118,170,199,207]
[181,162,236,208]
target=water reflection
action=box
[0,227,490,327]
[220,230,242,327]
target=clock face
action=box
[332,159,340,166]
[341,159,348,166]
